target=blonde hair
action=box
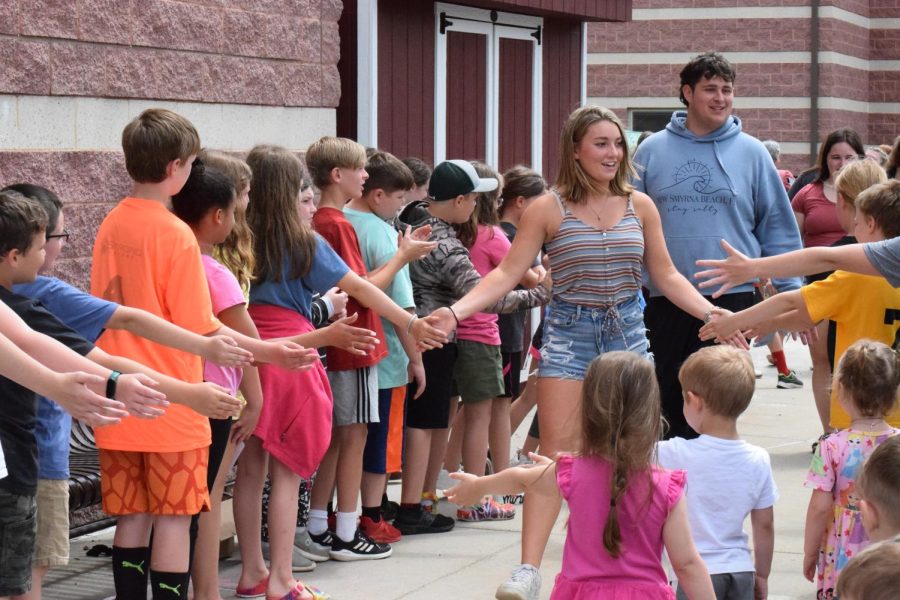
[121,108,200,183]
[305,136,367,189]
[245,145,317,282]
[835,339,900,418]
[835,537,900,600]
[555,106,636,204]
[679,346,756,419]
[580,352,661,557]
[857,436,900,530]
[835,159,887,208]
[856,180,900,239]
[201,149,255,289]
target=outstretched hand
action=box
[54,371,128,427]
[266,340,320,371]
[444,471,482,507]
[427,307,458,337]
[694,239,756,298]
[324,313,379,355]
[115,373,169,419]
[410,314,449,351]
[204,335,254,368]
[187,381,243,420]
[699,308,748,349]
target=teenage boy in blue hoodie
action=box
[632,51,803,439]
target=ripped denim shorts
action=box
[537,294,651,380]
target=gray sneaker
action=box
[294,527,332,562]
[261,540,316,572]
[495,564,541,600]
[777,370,804,389]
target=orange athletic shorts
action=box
[386,386,406,474]
[99,448,211,516]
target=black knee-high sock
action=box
[150,570,190,600]
[112,546,150,600]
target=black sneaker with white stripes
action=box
[328,528,393,561]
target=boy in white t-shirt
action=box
[658,345,777,600]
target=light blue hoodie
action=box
[633,111,803,296]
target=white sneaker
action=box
[496,564,541,600]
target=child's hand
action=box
[802,552,817,582]
[753,575,768,600]
[525,452,554,467]
[411,315,449,351]
[694,239,756,298]
[324,287,348,320]
[230,399,260,444]
[53,371,128,426]
[408,360,426,399]
[115,373,169,419]
[410,224,433,241]
[398,225,437,263]
[445,471,483,506]
[186,382,243,419]
[266,341,319,371]
[698,308,740,342]
[324,313,379,355]
[425,307,458,338]
[204,335,254,367]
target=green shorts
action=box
[454,339,504,404]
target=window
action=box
[630,109,676,133]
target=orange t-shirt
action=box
[91,198,220,452]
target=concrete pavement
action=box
[46,340,822,599]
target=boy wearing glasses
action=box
[3,183,248,599]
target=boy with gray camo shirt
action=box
[393,160,548,534]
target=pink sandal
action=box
[236,575,269,598]
[266,581,331,600]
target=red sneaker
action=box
[359,515,402,543]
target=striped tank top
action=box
[545,192,644,307]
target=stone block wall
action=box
[0,0,342,291]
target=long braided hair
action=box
[580,352,662,557]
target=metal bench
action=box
[68,421,115,538]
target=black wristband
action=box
[106,370,121,399]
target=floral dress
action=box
[804,427,899,598]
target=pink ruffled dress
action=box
[551,454,686,600]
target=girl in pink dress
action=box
[803,340,900,599]
[446,351,715,599]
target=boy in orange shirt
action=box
[91,109,318,599]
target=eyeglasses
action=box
[47,229,70,242]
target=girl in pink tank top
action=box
[446,352,716,600]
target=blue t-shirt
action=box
[248,235,350,318]
[345,208,414,388]
[13,276,118,479]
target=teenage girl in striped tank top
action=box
[430,106,745,600]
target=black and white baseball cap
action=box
[428,159,498,201]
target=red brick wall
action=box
[870,0,900,17]
[588,18,811,53]
[0,0,342,107]
[632,0,808,7]
[587,1,900,177]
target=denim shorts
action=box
[0,488,37,596]
[537,295,651,380]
